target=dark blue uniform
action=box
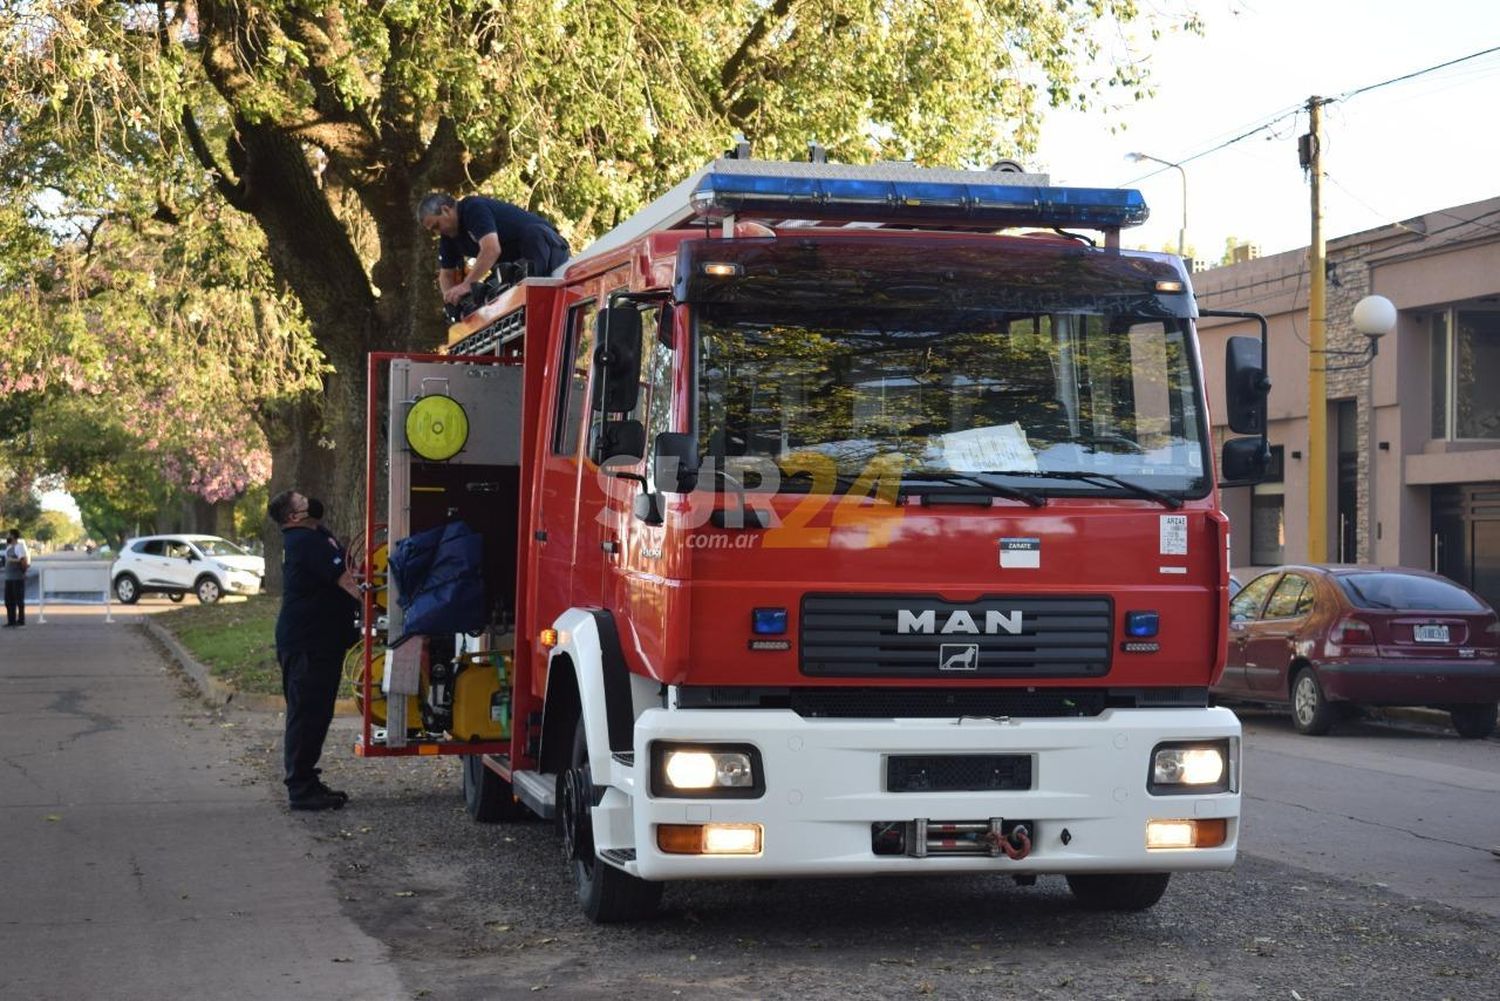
[277,526,359,802]
[437,195,570,278]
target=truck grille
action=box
[887,754,1033,793]
[800,594,1113,679]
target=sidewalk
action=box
[0,614,405,1001]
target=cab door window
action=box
[554,301,597,456]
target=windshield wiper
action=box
[901,473,1046,508]
[1014,470,1183,509]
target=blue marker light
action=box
[752,608,789,635]
[1125,611,1160,638]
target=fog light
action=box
[657,823,763,855]
[1147,818,1228,849]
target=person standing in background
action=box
[3,529,29,627]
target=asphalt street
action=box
[3,607,1498,1000]
[0,613,405,1001]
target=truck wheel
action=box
[114,574,140,604]
[462,754,528,822]
[1291,668,1336,735]
[559,720,662,923]
[1449,703,1497,740]
[194,575,222,605]
[1066,872,1171,911]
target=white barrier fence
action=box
[34,563,114,623]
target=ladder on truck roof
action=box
[575,157,1149,263]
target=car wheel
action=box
[559,720,663,923]
[1291,667,1337,735]
[1065,873,1171,911]
[114,574,140,605]
[168,592,185,604]
[1448,703,1498,740]
[462,754,529,822]
[194,575,223,605]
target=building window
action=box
[1250,445,1285,566]
[1432,309,1500,440]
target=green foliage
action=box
[32,508,81,544]
[0,0,1195,522]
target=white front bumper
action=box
[603,707,1240,881]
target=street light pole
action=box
[1126,152,1188,260]
[1352,295,1396,564]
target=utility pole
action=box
[1302,97,1329,563]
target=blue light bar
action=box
[1125,611,1160,638]
[689,170,1148,231]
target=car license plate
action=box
[1414,624,1449,643]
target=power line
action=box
[1123,45,1500,184]
[1338,45,1500,101]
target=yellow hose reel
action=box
[405,393,469,461]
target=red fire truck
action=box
[358,152,1271,922]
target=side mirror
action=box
[1225,335,1270,435]
[1220,436,1270,486]
[597,419,645,462]
[656,304,675,348]
[592,307,643,412]
[653,432,700,493]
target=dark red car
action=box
[1214,565,1500,737]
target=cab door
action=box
[533,294,597,632]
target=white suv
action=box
[112,534,266,605]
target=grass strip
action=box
[158,595,282,696]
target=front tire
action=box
[1291,667,1337,735]
[114,574,140,605]
[462,754,528,822]
[559,720,662,923]
[194,575,222,605]
[1066,872,1171,911]
[1449,703,1498,740]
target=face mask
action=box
[307,498,325,520]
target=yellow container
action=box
[451,654,507,741]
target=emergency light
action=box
[688,167,1149,231]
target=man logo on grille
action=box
[939,643,980,671]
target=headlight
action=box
[1148,740,1233,795]
[650,742,764,799]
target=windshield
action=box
[195,538,248,557]
[695,304,1209,497]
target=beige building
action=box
[1195,197,1500,610]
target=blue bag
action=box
[388,521,487,636]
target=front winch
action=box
[871,819,1033,859]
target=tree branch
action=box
[717,0,795,115]
[182,107,249,210]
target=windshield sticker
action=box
[1000,537,1041,569]
[940,423,1039,473]
[1159,514,1188,555]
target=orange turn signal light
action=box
[539,628,559,648]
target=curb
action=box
[1369,705,1459,731]
[140,619,359,716]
